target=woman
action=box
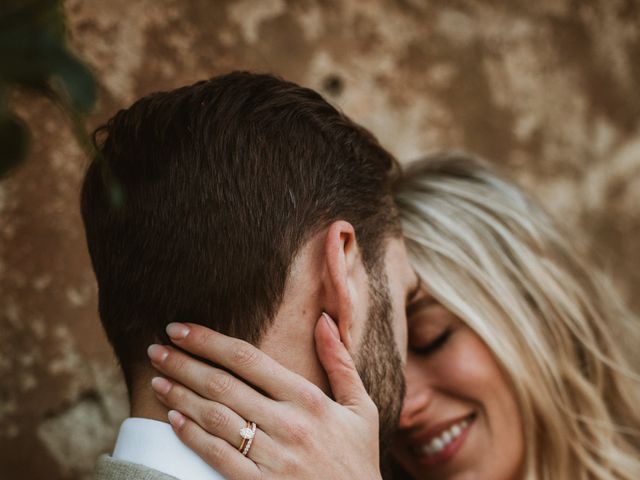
[148,153,640,479]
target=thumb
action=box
[314,312,370,410]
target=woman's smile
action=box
[393,289,524,479]
[407,412,476,467]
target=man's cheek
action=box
[392,299,409,361]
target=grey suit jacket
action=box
[95,455,179,480]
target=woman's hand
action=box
[146,313,382,480]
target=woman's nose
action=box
[398,359,431,429]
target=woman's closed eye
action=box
[410,328,452,356]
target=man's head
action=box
[81,71,415,447]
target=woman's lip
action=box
[408,412,476,445]
[407,413,476,468]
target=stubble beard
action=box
[354,265,405,476]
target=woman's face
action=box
[393,288,524,479]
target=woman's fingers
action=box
[314,313,376,416]
[145,319,383,480]
[165,322,317,402]
[167,410,262,479]
[147,343,279,431]
[151,377,276,466]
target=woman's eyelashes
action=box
[410,328,452,356]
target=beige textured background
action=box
[1,1,639,479]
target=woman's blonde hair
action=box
[394,152,640,480]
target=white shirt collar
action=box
[112,417,225,480]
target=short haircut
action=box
[81,72,400,388]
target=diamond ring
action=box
[238,421,257,456]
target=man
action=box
[81,72,418,479]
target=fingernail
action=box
[147,344,169,363]
[168,410,185,429]
[151,376,172,395]
[166,322,190,340]
[322,312,339,339]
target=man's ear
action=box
[321,220,363,350]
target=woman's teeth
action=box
[415,418,470,456]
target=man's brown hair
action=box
[81,72,400,388]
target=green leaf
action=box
[0,113,30,177]
[0,1,96,113]
[0,28,61,83]
[51,50,97,114]
[0,0,66,40]
[0,0,96,179]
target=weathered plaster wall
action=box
[1,1,639,479]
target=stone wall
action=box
[1,1,639,479]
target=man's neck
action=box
[130,369,170,421]
[258,304,331,395]
[256,232,333,395]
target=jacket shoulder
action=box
[95,455,179,480]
